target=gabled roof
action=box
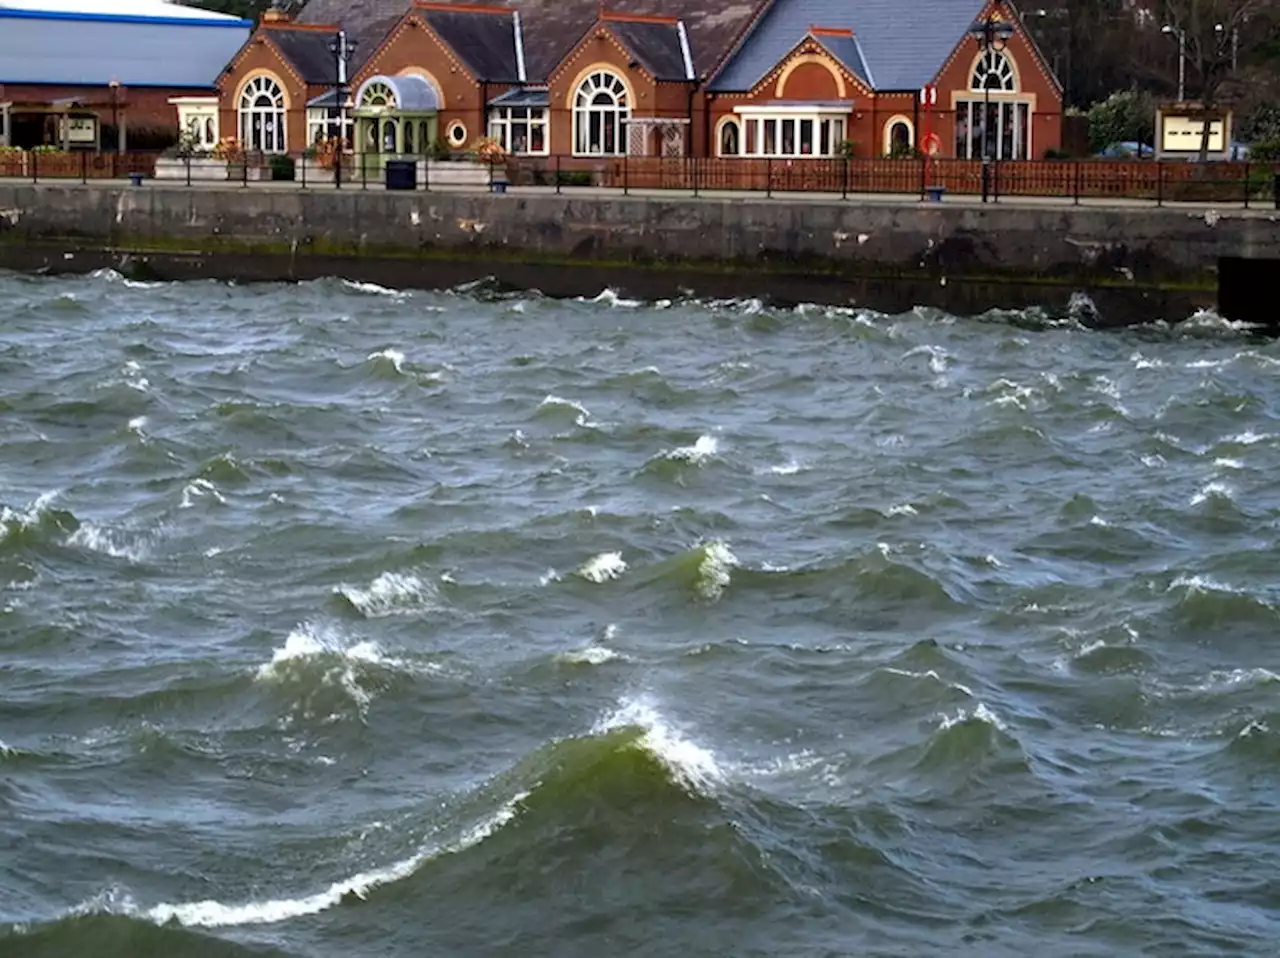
[416,4,521,81]
[264,25,341,84]
[710,0,988,92]
[294,0,762,81]
[808,29,870,88]
[604,16,692,81]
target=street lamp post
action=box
[1161,24,1186,101]
[968,4,1015,203]
[330,29,357,189]
[108,78,120,154]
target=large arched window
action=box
[971,49,1016,91]
[573,71,629,156]
[238,75,286,153]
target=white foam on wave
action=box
[904,344,949,375]
[1193,668,1280,692]
[1191,481,1234,506]
[595,695,723,792]
[695,541,736,601]
[180,478,226,509]
[254,621,406,711]
[938,702,1007,732]
[335,571,442,619]
[886,502,917,517]
[558,646,623,666]
[1168,574,1240,595]
[538,395,595,427]
[1130,351,1166,370]
[127,416,148,436]
[66,524,150,563]
[343,279,406,298]
[575,551,627,584]
[1089,515,1110,528]
[663,435,718,465]
[586,288,642,309]
[0,491,59,537]
[1224,430,1272,446]
[366,348,406,373]
[1214,458,1245,470]
[883,666,974,698]
[121,360,150,393]
[768,459,804,476]
[145,790,528,928]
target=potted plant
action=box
[155,130,229,180]
[300,136,347,183]
[421,133,494,187]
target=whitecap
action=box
[695,541,737,601]
[1168,574,1239,595]
[586,288,642,309]
[1224,430,1271,446]
[903,344,949,374]
[1089,515,1110,527]
[180,478,226,509]
[594,695,723,792]
[146,791,527,928]
[1214,458,1245,470]
[1193,668,1280,692]
[1191,481,1233,506]
[558,646,622,666]
[343,279,405,298]
[768,459,804,476]
[0,491,59,537]
[938,702,1007,732]
[538,395,594,427]
[1237,719,1270,740]
[538,568,561,586]
[1131,352,1166,369]
[663,435,718,465]
[254,622,406,712]
[575,552,627,584]
[335,572,442,619]
[127,416,148,435]
[66,523,150,562]
[366,348,406,373]
[886,502,917,517]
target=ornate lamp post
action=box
[968,4,1014,203]
[330,30,357,188]
[1161,24,1187,101]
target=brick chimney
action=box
[262,0,292,23]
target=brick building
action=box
[0,0,250,150]
[212,0,1062,162]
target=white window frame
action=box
[971,49,1017,92]
[954,99,1031,160]
[572,71,629,157]
[733,107,848,158]
[238,75,287,154]
[306,107,354,149]
[171,97,219,150]
[488,105,549,155]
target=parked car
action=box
[1095,141,1154,159]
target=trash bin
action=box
[385,160,416,191]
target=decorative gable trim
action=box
[546,22,658,88]
[218,30,307,93]
[929,0,1058,95]
[352,11,481,89]
[746,36,871,100]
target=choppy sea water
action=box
[1,269,1279,957]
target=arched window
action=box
[719,119,740,157]
[381,119,397,153]
[238,75,286,153]
[403,121,415,155]
[573,71,628,156]
[887,120,913,156]
[971,49,1016,91]
[361,81,397,110]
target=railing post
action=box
[993,159,1000,203]
[693,155,700,198]
[241,153,248,188]
[555,155,562,195]
[301,152,307,190]
[31,149,37,184]
[766,157,772,198]
[1156,162,1163,207]
[362,154,368,191]
[623,153,628,195]
[81,150,87,185]
[844,156,850,200]
[920,155,927,201]
[1073,160,1080,206]
[1244,161,1251,209]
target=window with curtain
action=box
[488,106,549,155]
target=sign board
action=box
[58,115,98,145]
[1162,115,1225,153]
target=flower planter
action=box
[420,159,495,188]
[154,157,230,181]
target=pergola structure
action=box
[0,96,124,150]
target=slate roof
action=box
[294,0,762,80]
[488,86,549,106]
[417,7,520,81]
[606,18,691,81]
[810,31,870,87]
[265,26,342,84]
[710,0,989,92]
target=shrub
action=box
[1249,138,1280,162]
[1043,147,1070,160]
[555,170,592,187]
[428,135,453,161]
[268,154,295,181]
[1086,90,1155,154]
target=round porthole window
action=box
[446,121,467,147]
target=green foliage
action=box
[1250,138,1280,162]
[1240,104,1280,144]
[428,135,453,161]
[1043,147,1070,159]
[836,139,857,158]
[268,154,296,181]
[1085,90,1155,154]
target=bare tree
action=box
[1160,0,1280,158]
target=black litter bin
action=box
[385,160,417,191]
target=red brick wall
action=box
[548,25,659,155]
[215,30,313,151]
[0,83,202,135]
